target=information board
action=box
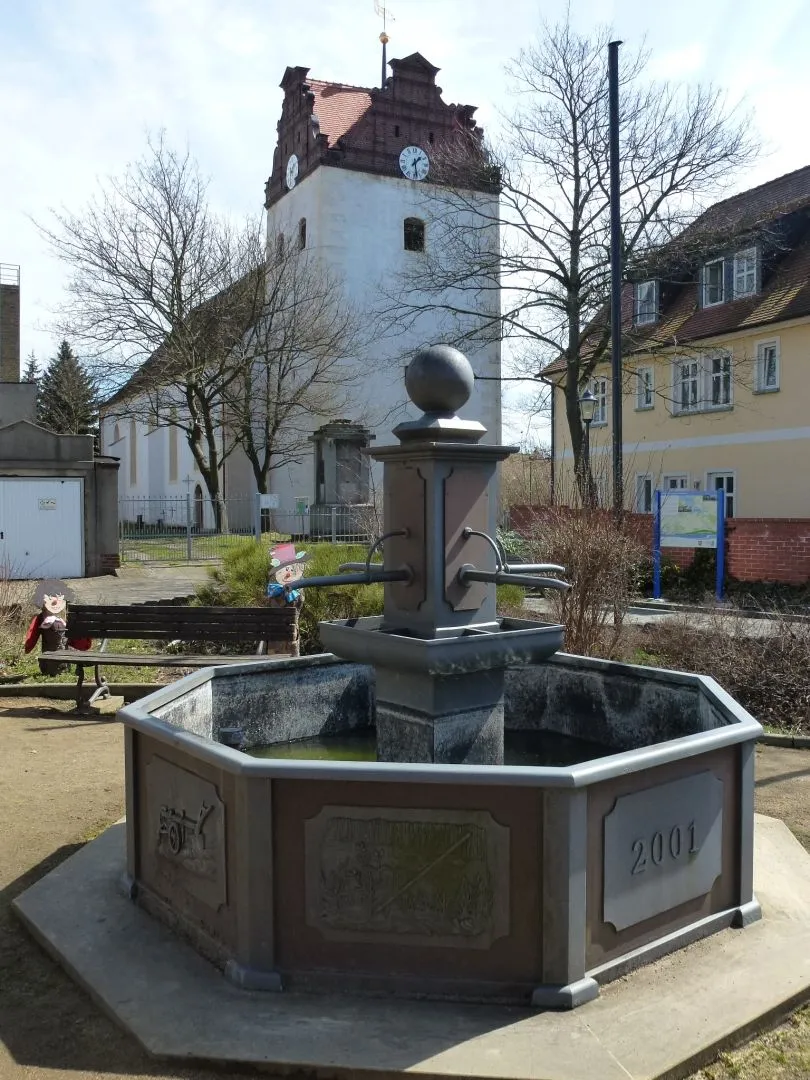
[660,492,720,549]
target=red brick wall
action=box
[508,507,810,585]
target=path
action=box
[0,701,808,1080]
[18,565,213,606]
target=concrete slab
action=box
[12,816,810,1080]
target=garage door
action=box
[0,478,83,579]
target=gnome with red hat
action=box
[266,543,309,609]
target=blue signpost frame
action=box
[652,489,726,601]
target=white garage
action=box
[0,477,83,579]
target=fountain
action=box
[118,346,762,1009]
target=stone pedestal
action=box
[375,668,505,764]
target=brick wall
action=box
[508,507,810,585]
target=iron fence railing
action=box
[118,496,380,563]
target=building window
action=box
[298,218,307,250]
[635,366,654,409]
[674,358,701,413]
[634,280,658,325]
[169,409,178,483]
[709,352,732,407]
[394,124,400,137]
[733,248,757,298]
[702,259,725,306]
[590,377,608,425]
[404,217,425,252]
[707,472,735,517]
[275,234,285,260]
[663,474,689,491]
[636,474,654,513]
[428,131,434,144]
[113,423,121,444]
[756,339,780,392]
[129,419,137,487]
[672,353,732,414]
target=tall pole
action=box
[608,40,623,521]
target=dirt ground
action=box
[0,697,808,1080]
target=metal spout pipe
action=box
[457,564,570,591]
[297,568,412,589]
[505,562,566,575]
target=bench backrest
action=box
[67,604,298,646]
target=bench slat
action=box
[42,651,292,667]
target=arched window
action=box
[276,233,285,260]
[129,419,137,486]
[298,217,307,250]
[113,423,120,443]
[404,217,425,252]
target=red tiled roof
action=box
[683,165,810,239]
[307,80,373,148]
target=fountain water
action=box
[119,346,762,1008]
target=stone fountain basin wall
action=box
[120,652,762,1008]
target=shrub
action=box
[517,507,644,657]
[196,542,271,607]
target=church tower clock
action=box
[260,51,502,519]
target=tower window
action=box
[298,218,307,250]
[394,124,400,137]
[276,233,285,260]
[404,217,425,252]
[428,131,434,144]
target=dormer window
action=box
[733,248,757,297]
[633,280,658,325]
[702,259,725,307]
[298,218,307,250]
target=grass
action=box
[119,530,269,565]
[690,1005,810,1079]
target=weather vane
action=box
[374,1,394,88]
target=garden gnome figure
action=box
[266,543,309,609]
[24,579,90,676]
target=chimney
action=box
[0,264,21,382]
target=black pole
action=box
[583,420,592,509]
[608,40,623,520]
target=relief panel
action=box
[305,806,509,949]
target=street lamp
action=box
[579,388,596,508]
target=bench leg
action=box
[87,664,111,706]
[75,666,85,710]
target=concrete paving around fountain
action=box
[13,814,810,1080]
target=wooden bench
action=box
[41,604,299,709]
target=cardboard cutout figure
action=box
[266,543,309,609]
[24,579,91,675]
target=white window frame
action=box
[663,474,690,491]
[635,366,654,410]
[672,357,701,415]
[634,280,658,325]
[755,338,780,393]
[733,247,757,298]
[707,351,732,408]
[590,376,608,426]
[671,352,733,415]
[706,471,736,518]
[635,473,654,513]
[702,258,725,307]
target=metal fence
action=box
[118,495,379,564]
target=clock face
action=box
[399,145,430,181]
[285,154,299,190]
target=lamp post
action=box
[579,388,596,509]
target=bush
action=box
[626,610,810,734]
[517,508,645,657]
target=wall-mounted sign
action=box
[259,494,280,509]
[38,498,57,511]
[295,498,309,516]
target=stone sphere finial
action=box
[405,345,474,416]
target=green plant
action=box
[296,545,384,654]
[196,542,271,607]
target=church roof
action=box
[307,80,373,148]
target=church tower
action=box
[259,52,502,518]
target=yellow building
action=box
[546,167,810,519]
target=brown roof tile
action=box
[307,80,373,147]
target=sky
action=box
[2,0,809,446]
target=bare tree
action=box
[388,23,759,496]
[36,133,260,528]
[223,233,364,495]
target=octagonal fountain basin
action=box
[120,651,762,1009]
